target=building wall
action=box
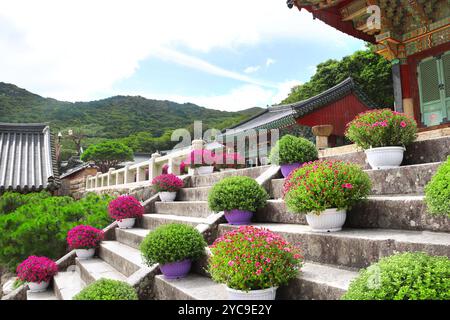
[295,93,371,137]
[60,167,97,199]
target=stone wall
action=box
[60,167,98,199]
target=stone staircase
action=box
[26,146,450,300]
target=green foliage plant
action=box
[342,252,450,300]
[140,223,206,266]
[208,176,268,213]
[284,160,371,214]
[269,134,318,165]
[81,140,133,173]
[425,157,450,217]
[74,279,138,300]
[0,191,50,215]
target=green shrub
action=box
[0,191,50,215]
[73,279,138,300]
[342,252,450,300]
[425,157,450,217]
[269,134,318,165]
[0,193,113,271]
[140,224,206,265]
[208,176,268,212]
[284,160,371,213]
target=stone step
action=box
[154,201,214,218]
[154,261,357,300]
[53,268,86,300]
[191,165,272,187]
[153,274,228,300]
[115,228,150,249]
[26,289,58,300]
[177,186,211,201]
[140,214,212,230]
[98,241,147,277]
[269,162,442,199]
[219,223,450,269]
[76,257,127,285]
[257,197,449,232]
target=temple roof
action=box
[0,123,60,192]
[222,77,376,137]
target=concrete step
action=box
[256,197,449,232]
[270,162,442,199]
[153,274,228,300]
[177,186,211,201]
[98,241,147,277]
[191,165,272,187]
[115,228,150,249]
[26,289,58,300]
[219,223,450,269]
[53,268,86,300]
[154,201,213,218]
[76,258,127,285]
[140,214,212,231]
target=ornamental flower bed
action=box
[152,174,184,192]
[108,195,145,221]
[67,225,104,250]
[16,256,58,284]
[208,225,302,298]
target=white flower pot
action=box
[117,218,136,229]
[75,248,96,260]
[365,146,405,170]
[226,286,278,300]
[196,166,214,175]
[159,191,177,202]
[306,208,347,232]
[28,281,49,293]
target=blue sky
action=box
[0,0,366,111]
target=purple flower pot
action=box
[159,259,192,279]
[280,163,302,178]
[224,209,253,225]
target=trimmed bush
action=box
[140,223,206,266]
[345,109,417,149]
[425,157,450,217]
[284,160,371,213]
[0,193,113,271]
[208,176,268,213]
[342,252,450,300]
[108,195,145,220]
[208,225,303,291]
[73,279,138,300]
[269,135,318,165]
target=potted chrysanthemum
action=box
[283,160,371,232]
[184,149,216,175]
[345,109,417,169]
[152,174,184,202]
[108,195,145,229]
[67,225,104,259]
[208,225,303,300]
[16,256,58,292]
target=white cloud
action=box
[266,58,276,67]
[0,0,359,102]
[243,66,261,74]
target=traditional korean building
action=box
[286,0,450,129]
[222,77,376,164]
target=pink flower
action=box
[342,183,353,189]
[400,121,407,128]
[152,174,184,192]
[228,261,235,267]
[108,195,145,220]
[17,256,58,283]
[67,225,104,250]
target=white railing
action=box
[85,139,204,191]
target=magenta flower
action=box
[67,225,104,250]
[108,195,145,220]
[152,174,184,192]
[342,183,353,189]
[400,121,407,128]
[17,256,58,284]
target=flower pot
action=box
[75,248,96,260]
[305,208,346,232]
[220,168,236,172]
[280,163,302,178]
[224,210,253,225]
[159,191,177,202]
[365,146,405,170]
[117,218,136,229]
[159,259,192,279]
[306,208,347,232]
[28,281,49,293]
[196,166,215,175]
[226,286,278,300]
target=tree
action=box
[81,141,133,173]
[281,46,394,107]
